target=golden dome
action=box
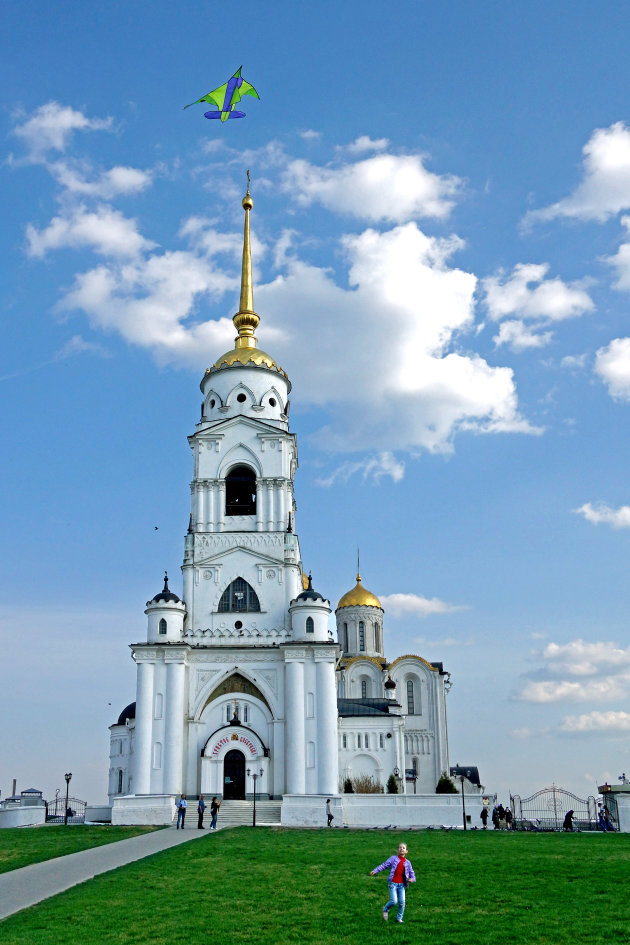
[336,574,382,611]
[208,346,288,377]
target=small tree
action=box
[343,777,354,794]
[435,772,458,794]
[386,774,399,794]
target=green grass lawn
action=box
[0,826,160,874]
[1,827,628,944]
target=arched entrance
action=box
[223,749,246,799]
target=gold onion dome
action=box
[336,574,382,611]
[206,173,289,383]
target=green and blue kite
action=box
[185,66,259,122]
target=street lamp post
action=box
[460,775,467,831]
[247,768,264,827]
[64,773,72,826]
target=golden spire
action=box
[233,169,260,351]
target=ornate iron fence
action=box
[45,795,86,824]
[510,785,599,831]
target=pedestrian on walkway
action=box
[326,798,334,827]
[210,796,221,830]
[176,794,187,829]
[197,795,206,829]
[370,842,416,925]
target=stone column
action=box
[276,480,286,531]
[272,719,285,797]
[285,657,305,794]
[196,483,206,533]
[316,653,339,795]
[163,660,186,795]
[207,481,215,532]
[256,478,264,532]
[133,660,155,794]
[266,480,274,531]
[217,481,225,532]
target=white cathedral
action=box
[108,183,457,827]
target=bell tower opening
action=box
[225,465,256,516]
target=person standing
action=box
[197,795,206,829]
[176,794,187,829]
[480,806,489,829]
[210,796,221,830]
[370,842,417,924]
[326,798,334,827]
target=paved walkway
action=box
[0,826,207,922]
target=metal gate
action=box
[45,795,86,824]
[510,785,598,831]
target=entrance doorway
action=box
[223,749,246,799]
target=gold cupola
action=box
[205,172,289,383]
[336,573,383,611]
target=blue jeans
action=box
[210,813,217,829]
[384,882,406,921]
[176,807,186,828]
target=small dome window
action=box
[269,397,276,407]
[159,618,167,635]
[209,399,216,409]
[306,616,314,633]
[236,393,247,403]
[234,620,243,630]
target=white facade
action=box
[108,186,452,822]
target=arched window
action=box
[361,679,368,699]
[357,734,362,748]
[117,770,123,794]
[225,465,256,516]
[375,623,382,652]
[218,578,261,613]
[306,616,314,633]
[159,618,167,635]
[342,622,348,650]
[359,621,365,651]
[407,680,415,715]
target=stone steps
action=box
[178,800,282,829]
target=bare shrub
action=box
[351,773,384,794]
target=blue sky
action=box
[3,0,630,805]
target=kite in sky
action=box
[184,66,260,122]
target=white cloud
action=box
[13,102,112,159]
[605,216,630,291]
[595,337,630,400]
[55,216,537,454]
[381,593,465,618]
[58,251,237,362]
[493,320,553,351]
[284,153,461,222]
[298,130,321,142]
[539,639,630,676]
[484,263,593,322]
[483,263,594,351]
[559,711,630,733]
[517,638,630,703]
[316,452,405,486]
[526,121,630,223]
[26,205,155,258]
[51,162,152,199]
[518,678,627,703]
[561,353,588,369]
[341,136,390,155]
[574,501,630,529]
[54,334,109,360]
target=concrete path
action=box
[0,826,208,922]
